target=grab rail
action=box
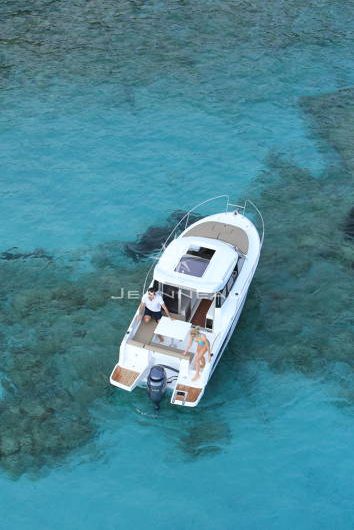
[209,332,220,355]
[142,194,264,293]
[163,195,229,250]
[143,195,229,293]
[245,199,265,248]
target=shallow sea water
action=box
[1,1,354,529]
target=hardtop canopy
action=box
[153,236,238,293]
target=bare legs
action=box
[143,315,163,342]
[192,348,207,381]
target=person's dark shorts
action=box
[144,307,162,322]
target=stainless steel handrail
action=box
[244,199,265,248]
[163,194,230,249]
[143,195,230,293]
[209,332,220,354]
[142,194,264,293]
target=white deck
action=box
[110,199,263,407]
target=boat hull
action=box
[110,198,264,408]
[133,287,249,406]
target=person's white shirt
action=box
[142,291,164,312]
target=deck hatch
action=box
[174,246,215,277]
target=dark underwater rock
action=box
[0,255,124,477]
[301,87,354,173]
[178,418,231,459]
[0,247,53,262]
[343,207,354,239]
[90,241,124,270]
[301,88,354,247]
[124,210,202,261]
[1,81,353,477]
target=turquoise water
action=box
[1,1,354,528]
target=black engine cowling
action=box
[147,365,167,409]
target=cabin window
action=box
[216,266,238,307]
[160,283,179,314]
[205,318,213,331]
[226,271,237,295]
[187,246,215,260]
[180,288,193,321]
[216,291,224,308]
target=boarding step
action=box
[110,363,148,391]
[110,344,151,392]
[171,384,203,406]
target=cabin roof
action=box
[154,236,238,293]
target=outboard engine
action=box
[147,365,167,410]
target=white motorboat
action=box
[110,196,264,408]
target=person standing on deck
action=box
[183,326,212,381]
[138,286,172,342]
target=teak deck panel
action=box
[147,343,192,360]
[111,366,140,387]
[133,319,157,344]
[183,221,249,254]
[191,298,213,327]
[174,384,202,403]
[132,313,184,345]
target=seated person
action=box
[138,287,172,342]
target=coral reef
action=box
[343,208,354,240]
[1,85,353,477]
[2,0,352,90]
[232,88,354,391]
[178,414,232,459]
[0,247,53,261]
[0,252,145,477]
